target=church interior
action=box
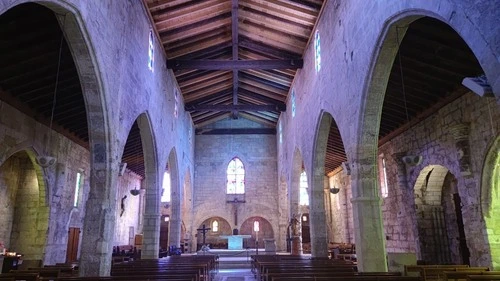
[0,0,499,280]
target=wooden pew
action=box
[467,276,500,281]
[444,268,494,281]
[0,272,39,281]
[270,277,422,281]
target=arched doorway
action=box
[413,165,469,264]
[0,151,49,263]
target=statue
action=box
[289,214,300,236]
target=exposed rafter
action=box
[167,59,304,70]
[195,128,276,135]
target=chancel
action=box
[0,1,498,280]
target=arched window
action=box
[212,220,219,232]
[148,30,154,72]
[299,170,309,205]
[291,89,296,118]
[73,172,82,207]
[253,221,260,232]
[314,30,321,72]
[378,154,389,198]
[227,157,245,194]
[161,170,171,202]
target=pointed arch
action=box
[226,157,245,194]
[167,148,181,248]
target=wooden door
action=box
[66,227,80,262]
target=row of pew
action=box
[0,256,217,281]
[252,255,418,281]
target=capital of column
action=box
[449,123,470,141]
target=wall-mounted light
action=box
[302,215,308,222]
[330,186,340,194]
[164,215,170,222]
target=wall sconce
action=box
[164,215,170,222]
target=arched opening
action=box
[0,2,109,272]
[482,136,500,269]
[360,12,489,271]
[311,111,348,257]
[413,165,469,264]
[119,113,158,259]
[0,150,49,264]
[196,217,232,250]
[240,216,274,250]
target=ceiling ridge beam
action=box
[186,104,286,112]
[167,59,303,70]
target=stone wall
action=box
[193,118,281,250]
[327,172,354,244]
[114,170,143,246]
[0,156,20,251]
[378,92,499,264]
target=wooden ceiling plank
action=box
[241,0,316,26]
[240,70,291,89]
[185,90,233,107]
[184,84,233,103]
[155,1,231,32]
[161,16,232,44]
[165,27,229,50]
[186,104,284,112]
[239,83,286,102]
[239,77,288,96]
[168,36,231,59]
[181,72,232,94]
[239,112,277,127]
[239,36,301,59]
[146,0,192,13]
[178,70,230,88]
[239,23,307,52]
[239,9,310,39]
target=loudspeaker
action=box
[35,156,56,168]
[401,155,422,166]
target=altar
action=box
[220,235,251,250]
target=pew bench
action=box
[467,276,500,281]
[270,276,422,281]
[0,272,39,281]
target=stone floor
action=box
[213,268,256,281]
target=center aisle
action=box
[213,255,256,281]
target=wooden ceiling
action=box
[0,3,483,178]
[145,0,323,128]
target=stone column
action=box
[142,173,160,259]
[169,182,181,248]
[350,161,387,272]
[290,214,302,255]
[310,173,329,258]
[79,167,117,276]
[142,213,160,258]
[449,123,472,177]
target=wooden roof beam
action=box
[167,58,303,70]
[186,103,285,112]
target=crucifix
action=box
[197,224,211,245]
[226,196,245,227]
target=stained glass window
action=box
[291,89,296,118]
[212,220,219,232]
[148,30,154,72]
[299,170,309,205]
[161,171,171,202]
[227,157,245,194]
[314,30,321,72]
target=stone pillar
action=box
[79,167,117,276]
[141,213,160,259]
[310,173,328,258]
[142,172,160,259]
[169,182,181,248]
[350,161,387,272]
[449,123,472,177]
